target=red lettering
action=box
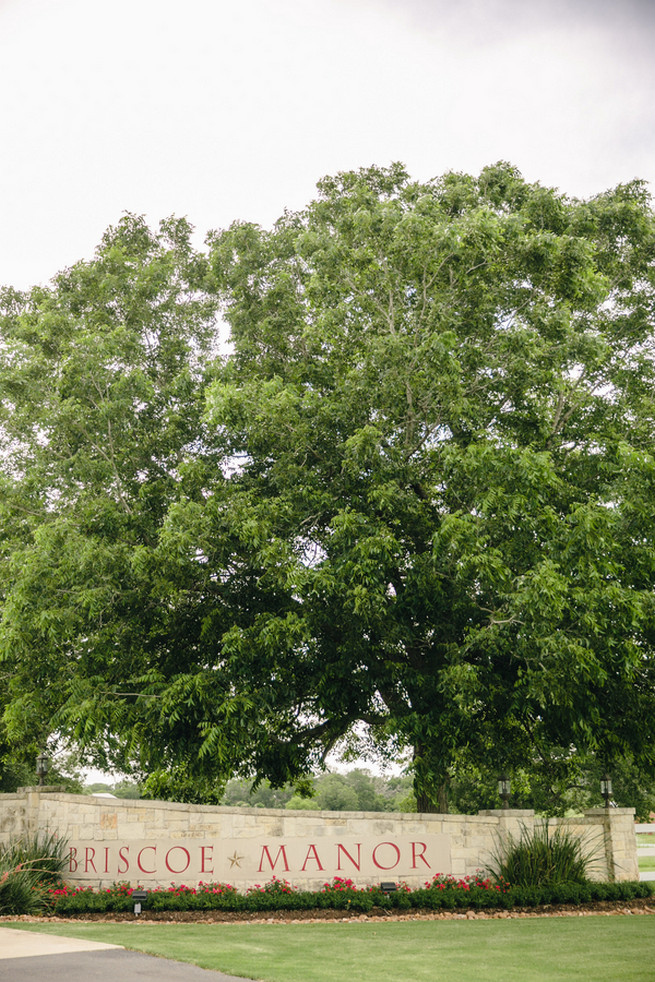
[258,845,290,873]
[372,842,401,870]
[84,847,97,873]
[68,847,78,873]
[165,846,191,874]
[301,844,324,872]
[137,846,156,874]
[336,843,361,871]
[200,846,214,874]
[118,846,130,875]
[411,841,431,869]
[103,847,110,874]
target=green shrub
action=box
[43,873,654,917]
[317,877,375,912]
[150,884,243,912]
[613,881,648,902]
[507,885,546,907]
[589,881,614,901]
[548,882,585,905]
[47,885,111,913]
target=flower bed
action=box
[43,874,654,917]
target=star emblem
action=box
[228,851,244,868]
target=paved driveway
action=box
[0,927,251,981]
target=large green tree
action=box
[193,162,655,810]
[0,214,220,790]
[2,163,655,810]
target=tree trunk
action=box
[415,783,449,814]
[413,741,449,813]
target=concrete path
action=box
[0,927,251,981]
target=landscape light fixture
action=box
[132,889,148,916]
[600,772,613,809]
[36,752,49,786]
[498,774,511,809]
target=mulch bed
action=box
[4,897,655,924]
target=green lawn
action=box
[7,917,655,982]
[636,832,655,872]
[637,833,655,872]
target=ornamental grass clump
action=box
[0,865,39,915]
[487,823,596,888]
[0,831,68,914]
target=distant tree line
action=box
[85,761,655,819]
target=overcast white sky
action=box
[0,0,653,291]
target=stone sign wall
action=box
[0,788,639,889]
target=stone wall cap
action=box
[16,785,68,793]
[478,809,535,817]
[584,807,636,816]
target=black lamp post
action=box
[36,752,49,786]
[600,772,612,809]
[498,774,511,809]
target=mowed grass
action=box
[636,832,655,872]
[7,916,655,982]
[637,833,655,872]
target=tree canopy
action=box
[0,215,220,789]
[2,163,655,811]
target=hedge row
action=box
[44,874,654,916]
